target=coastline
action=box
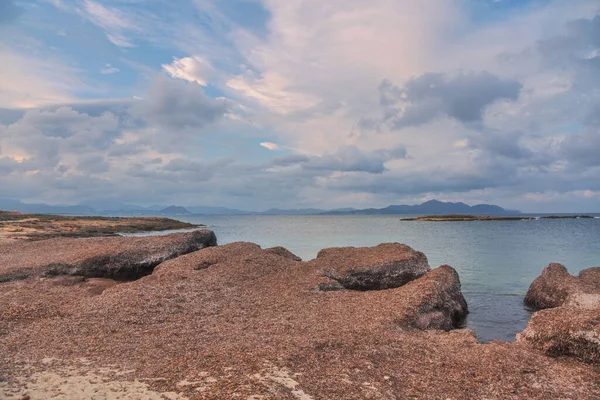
[0,211,200,242]
[0,214,598,399]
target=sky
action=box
[0,0,599,212]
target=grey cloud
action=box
[125,158,228,183]
[272,145,407,174]
[535,14,600,89]
[2,107,120,171]
[468,130,533,160]
[271,153,310,166]
[376,72,522,129]
[18,107,118,139]
[0,156,18,174]
[560,128,600,167]
[538,14,600,63]
[107,142,145,158]
[326,166,519,197]
[133,76,229,130]
[78,155,110,174]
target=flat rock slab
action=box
[0,230,217,281]
[314,243,430,290]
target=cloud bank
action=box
[1,0,599,212]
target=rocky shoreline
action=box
[1,228,599,399]
[0,211,199,242]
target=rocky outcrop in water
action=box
[523,263,600,310]
[398,265,468,330]
[315,243,431,291]
[518,264,600,364]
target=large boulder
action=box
[518,264,600,364]
[315,243,430,291]
[400,265,469,331]
[523,263,600,310]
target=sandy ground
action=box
[1,359,188,400]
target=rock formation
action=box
[315,243,430,291]
[518,263,600,364]
[264,246,302,261]
[0,230,217,282]
[1,238,598,399]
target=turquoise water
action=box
[174,214,600,343]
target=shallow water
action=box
[170,214,600,343]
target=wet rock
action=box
[316,243,430,291]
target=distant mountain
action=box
[160,205,191,215]
[324,200,516,216]
[0,199,95,215]
[258,208,325,215]
[186,206,249,215]
[0,198,515,217]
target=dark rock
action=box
[264,246,302,261]
[315,243,430,291]
[42,230,217,280]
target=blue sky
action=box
[0,0,599,212]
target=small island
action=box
[401,214,595,221]
[0,211,199,241]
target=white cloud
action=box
[100,64,119,74]
[260,142,280,151]
[79,0,139,47]
[162,56,213,86]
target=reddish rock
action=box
[314,243,430,291]
[519,264,600,364]
[1,241,598,399]
[263,246,302,261]
[398,265,469,330]
[524,264,600,310]
[517,306,600,364]
[0,230,217,281]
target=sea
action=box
[139,214,600,343]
